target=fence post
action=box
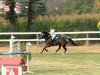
[36,34,39,45]
[61,34,63,37]
[86,33,89,45]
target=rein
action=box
[45,34,51,40]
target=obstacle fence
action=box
[0,35,32,75]
[0,51,29,55]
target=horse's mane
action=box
[42,31,50,35]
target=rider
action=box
[50,27,58,43]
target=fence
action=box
[0,31,100,45]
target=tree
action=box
[5,0,17,32]
[26,0,35,32]
[26,0,47,32]
[35,0,47,16]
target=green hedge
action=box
[0,18,98,32]
[0,18,99,39]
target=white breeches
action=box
[51,35,56,40]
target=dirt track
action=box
[0,44,100,53]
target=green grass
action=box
[0,52,100,75]
[24,53,100,75]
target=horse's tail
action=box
[68,38,77,46]
[64,35,77,46]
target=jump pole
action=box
[10,35,15,57]
[26,42,32,73]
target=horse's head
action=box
[39,31,50,39]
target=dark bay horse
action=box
[39,31,77,54]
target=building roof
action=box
[0,1,22,14]
[0,57,25,65]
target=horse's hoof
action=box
[54,53,56,54]
[40,52,43,54]
[62,53,66,55]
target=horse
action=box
[39,31,77,54]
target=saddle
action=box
[52,37,58,45]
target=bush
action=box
[0,15,99,40]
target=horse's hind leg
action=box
[62,45,67,54]
[54,45,61,54]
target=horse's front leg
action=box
[40,47,45,54]
[45,48,48,52]
[41,46,48,54]
[54,45,61,54]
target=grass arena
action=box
[0,44,100,75]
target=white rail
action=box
[0,31,100,45]
[0,31,99,35]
